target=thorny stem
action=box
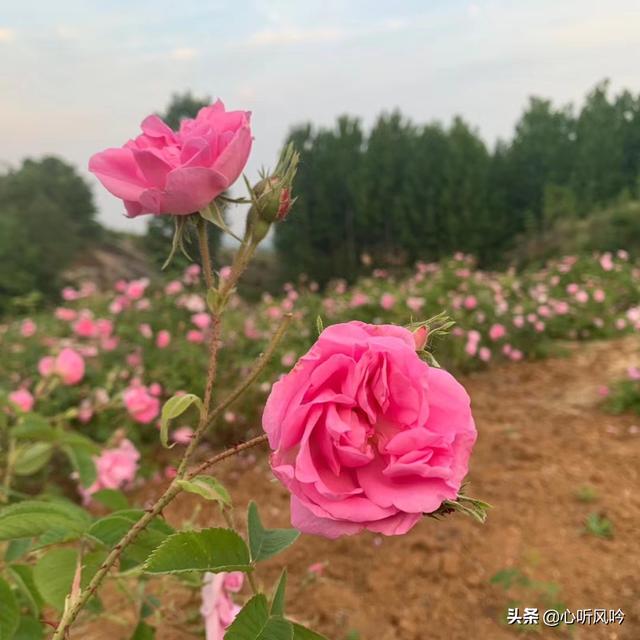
[51,310,290,640]
[196,218,214,290]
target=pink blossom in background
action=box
[78,399,94,424]
[224,411,236,423]
[307,562,325,577]
[156,330,171,349]
[172,426,194,445]
[89,101,252,217]
[513,315,525,328]
[200,572,244,640]
[125,279,149,300]
[192,313,211,330]
[463,295,477,310]
[280,351,296,368]
[350,292,370,308]
[138,323,153,339]
[39,348,85,385]
[187,330,205,344]
[55,308,78,322]
[575,290,589,304]
[628,366,640,381]
[478,347,492,362]
[184,264,201,284]
[380,293,396,310]
[593,289,606,303]
[566,283,579,295]
[82,439,140,501]
[73,313,98,338]
[126,351,143,368]
[489,324,506,341]
[262,321,476,538]
[20,319,37,338]
[599,253,614,271]
[219,266,233,280]
[243,319,260,340]
[165,280,183,295]
[9,388,34,412]
[509,349,523,362]
[598,385,610,398]
[406,296,425,313]
[123,385,160,424]
[149,383,163,397]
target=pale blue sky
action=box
[1,0,639,232]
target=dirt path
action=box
[82,336,640,640]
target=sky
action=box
[1,0,639,233]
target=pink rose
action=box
[123,385,160,424]
[156,330,171,349]
[89,101,252,217]
[200,572,244,640]
[20,319,37,338]
[489,323,506,341]
[262,321,477,539]
[380,293,396,310]
[82,439,140,500]
[40,348,85,385]
[9,388,34,412]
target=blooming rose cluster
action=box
[81,438,140,501]
[38,348,85,386]
[263,321,477,538]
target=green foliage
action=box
[144,528,251,575]
[33,547,77,611]
[575,485,598,503]
[247,502,300,563]
[0,156,101,311]
[0,577,19,640]
[275,80,640,281]
[159,393,203,448]
[224,594,292,640]
[0,500,90,541]
[176,476,231,508]
[584,513,614,539]
[130,621,156,640]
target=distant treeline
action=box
[275,80,640,283]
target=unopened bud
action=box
[413,326,429,351]
[253,143,299,223]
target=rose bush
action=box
[89,100,252,216]
[263,321,476,538]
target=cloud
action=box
[0,27,15,43]
[544,13,640,49]
[246,26,346,47]
[169,47,197,60]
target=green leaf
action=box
[7,564,43,617]
[247,502,300,563]
[4,538,31,562]
[225,594,293,640]
[12,443,53,476]
[315,316,324,336]
[176,476,231,508]
[145,528,251,575]
[11,415,56,441]
[131,622,156,640]
[291,623,328,640]
[62,443,97,487]
[11,616,43,640]
[87,511,172,568]
[270,570,287,616]
[33,548,76,611]
[0,577,19,640]
[0,500,90,541]
[92,489,130,511]
[160,394,203,448]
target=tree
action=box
[0,157,100,310]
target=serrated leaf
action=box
[8,564,43,617]
[131,621,156,640]
[247,502,300,563]
[225,594,293,640]
[92,489,130,511]
[11,616,43,640]
[144,528,251,575]
[13,443,53,476]
[160,394,203,448]
[0,500,90,541]
[62,443,97,487]
[270,570,287,616]
[87,511,172,568]
[176,476,231,508]
[291,623,328,640]
[0,577,19,640]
